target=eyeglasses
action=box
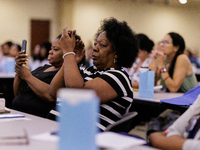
[159,40,171,45]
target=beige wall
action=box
[0,0,59,54]
[1,0,200,55]
[66,0,200,52]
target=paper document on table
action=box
[0,117,30,123]
[154,85,163,90]
[31,132,59,142]
[161,85,200,106]
[96,132,146,150]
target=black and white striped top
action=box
[81,66,133,131]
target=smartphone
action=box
[22,40,27,53]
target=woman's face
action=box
[40,47,47,58]
[48,39,63,68]
[3,44,10,55]
[138,49,148,59]
[160,34,178,56]
[9,45,19,57]
[92,31,116,70]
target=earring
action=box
[114,58,117,63]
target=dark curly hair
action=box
[136,33,154,53]
[95,17,139,68]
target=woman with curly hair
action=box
[49,17,139,131]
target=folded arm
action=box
[149,131,186,150]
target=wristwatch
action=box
[160,68,167,73]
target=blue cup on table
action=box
[139,67,154,99]
[57,88,100,150]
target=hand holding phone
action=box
[22,40,27,53]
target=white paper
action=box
[0,117,31,122]
[154,85,163,90]
[96,132,146,150]
[139,68,149,73]
[31,131,147,150]
[31,132,59,142]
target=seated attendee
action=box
[28,44,40,69]
[0,41,13,72]
[49,18,139,131]
[128,33,154,88]
[12,34,64,117]
[0,43,21,73]
[184,48,200,68]
[149,94,200,150]
[149,32,197,93]
[1,41,13,57]
[30,41,51,71]
[9,43,21,58]
[85,43,93,68]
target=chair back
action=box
[105,111,138,133]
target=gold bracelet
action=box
[164,76,170,81]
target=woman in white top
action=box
[128,33,154,88]
[149,94,200,150]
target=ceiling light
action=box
[179,0,187,4]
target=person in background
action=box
[0,41,13,71]
[9,43,21,58]
[149,94,200,150]
[32,44,41,60]
[184,48,200,68]
[12,35,63,117]
[29,44,41,69]
[49,18,139,131]
[149,32,197,93]
[2,41,13,57]
[30,41,51,71]
[0,42,19,73]
[0,44,4,60]
[128,33,154,88]
[85,41,93,68]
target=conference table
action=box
[130,91,185,123]
[0,109,158,150]
[133,91,189,113]
[133,91,183,103]
[0,109,58,150]
[194,68,200,81]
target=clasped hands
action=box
[152,50,166,70]
[61,26,85,64]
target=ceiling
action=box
[133,0,200,7]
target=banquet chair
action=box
[105,111,138,133]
